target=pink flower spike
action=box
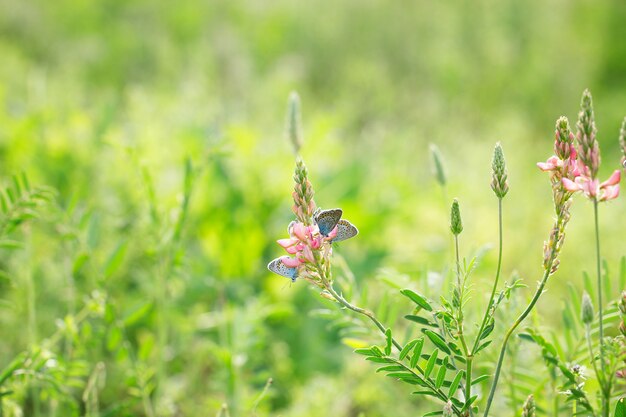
[281,256,301,268]
[600,170,621,187]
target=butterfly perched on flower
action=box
[267,256,299,282]
[267,208,358,281]
[314,208,358,242]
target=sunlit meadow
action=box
[0,1,625,416]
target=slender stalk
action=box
[593,199,608,417]
[483,267,551,416]
[585,325,604,391]
[465,356,473,413]
[472,198,503,354]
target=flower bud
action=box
[491,143,509,198]
[429,144,447,187]
[450,199,463,236]
[522,395,535,417]
[581,292,594,325]
[576,89,600,178]
[443,401,454,417]
[620,320,626,337]
[286,92,303,155]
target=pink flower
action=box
[562,170,621,201]
[276,221,337,265]
[537,146,579,177]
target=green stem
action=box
[586,324,604,391]
[483,267,551,416]
[593,200,608,417]
[465,356,473,413]
[472,198,503,354]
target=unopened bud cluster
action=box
[430,144,447,187]
[292,159,316,224]
[581,292,594,325]
[491,143,509,198]
[576,89,600,179]
[450,199,463,236]
[442,401,454,417]
[287,92,303,155]
[521,395,535,417]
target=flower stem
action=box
[593,199,608,417]
[482,266,552,416]
[472,198,503,354]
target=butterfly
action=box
[314,208,358,242]
[267,257,298,282]
[314,208,343,236]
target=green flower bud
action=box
[491,143,509,199]
[522,394,535,417]
[429,143,447,187]
[450,199,463,236]
[286,91,303,155]
[581,292,594,325]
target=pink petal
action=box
[277,238,298,249]
[281,256,301,268]
[292,222,308,241]
[600,170,621,188]
[285,246,298,254]
[301,246,315,263]
[562,178,580,192]
[599,184,619,201]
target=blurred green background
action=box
[0,0,625,416]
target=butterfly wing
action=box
[267,257,298,282]
[314,208,343,236]
[331,219,358,242]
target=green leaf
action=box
[354,348,377,357]
[384,328,392,356]
[400,289,433,311]
[422,412,444,417]
[614,397,625,417]
[424,349,439,379]
[104,241,128,279]
[366,357,395,364]
[399,339,419,360]
[410,338,424,368]
[412,391,440,398]
[404,315,438,327]
[0,240,24,250]
[479,320,495,340]
[448,370,464,397]
[471,375,489,385]
[424,330,451,354]
[474,340,492,354]
[435,357,448,388]
[376,365,405,373]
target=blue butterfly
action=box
[314,208,343,236]
[314,208,358,242]
[267,257,298,282]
